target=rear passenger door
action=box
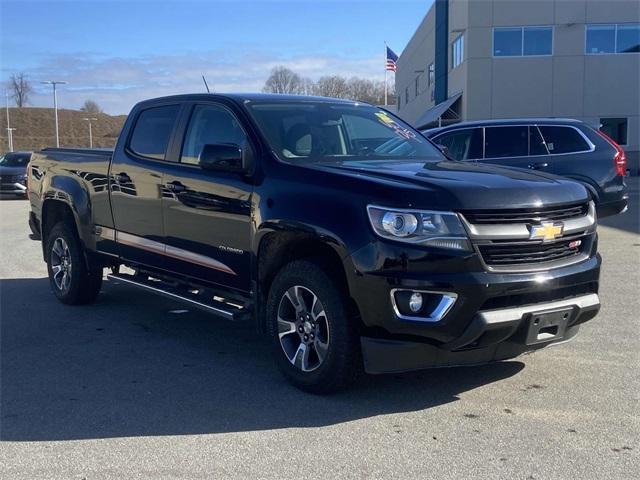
[109,103,182,268]
[479,125,535,169]
[161,102,254,292]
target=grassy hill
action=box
[0,107,127,152]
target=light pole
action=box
[41,80,68,147]
[5,91,13,152]
[83,117,98,148]
[7,128,16,152]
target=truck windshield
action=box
[247,102,443,164]
[0,153,29,167]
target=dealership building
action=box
[395,0,639,170]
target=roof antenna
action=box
[202,75,211,93]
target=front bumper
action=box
[361,293,599,374]
[0,182,27,195]
[345,237,601,374]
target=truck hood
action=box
[0,165,27,176]
[310,159,589,210]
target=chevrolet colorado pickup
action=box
[28,94,601,393]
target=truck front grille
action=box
[478,235,585,267]
[460,201,596,272]
[462,203,589,224]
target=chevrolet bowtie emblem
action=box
[529,222,564,242]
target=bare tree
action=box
[313,75,350,99]
[8,73,33,107]
[80,99,103,113]
[262,66,303,94]
[299,77,315,96]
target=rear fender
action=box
[42,174,94,251]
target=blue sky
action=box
[1,0,433,114]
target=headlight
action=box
[367,205,471,250]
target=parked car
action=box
[423,119,628,218]
[27,94,601,393]
[0,151,32,196]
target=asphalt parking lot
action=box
[0,181,638,480]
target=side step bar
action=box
[106,272,251,321]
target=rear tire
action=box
[46,222,103,305]
[266,259,360,393]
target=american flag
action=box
[386,46,398,72]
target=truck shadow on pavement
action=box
[0,277,524,442]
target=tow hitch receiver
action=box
[526,307,572,345]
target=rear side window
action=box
[435,128,483,160]
[484,126,528,158]
[129,105,180,160]
[538,126,590,154]
[529,127,549,156]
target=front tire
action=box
[46,222,103,305]
[267,260,360,393]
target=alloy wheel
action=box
[50,237,72,293]
[277,285,330,372]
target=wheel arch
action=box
[256,231,361,332]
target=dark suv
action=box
[423,119,628,218]
[0,151,32,196]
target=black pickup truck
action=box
[28,94,601,392]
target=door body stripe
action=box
[97,226,236,276]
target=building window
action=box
[397,95,401,111]
[493,26,553,56]
[600,118,628,145]
[586,24,640,54]
[428,63,435,86]
[405,86,409,104]
[415,76,420,96]
[452,34,464,68]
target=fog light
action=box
[391,289,458,322]
[409,292,423,312]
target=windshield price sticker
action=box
[375,112,417,140]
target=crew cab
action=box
[423,119,628,218]
[28,94,601,392]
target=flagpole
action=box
[384,42,388,106]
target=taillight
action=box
[596,129,627,176]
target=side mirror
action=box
[199,144,245,173]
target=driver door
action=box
[161,102,254,292]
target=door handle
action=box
[166,181,186,193]
[115,172,131,183]
[528,162,549,170]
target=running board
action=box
[106,272,251,321]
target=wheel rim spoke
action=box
[52,239,64,258]
[284,286,303,312]
[314,337,329,362]
[311,296,325,322]
[293,342,311,371]
[277,315,297,339]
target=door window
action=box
[181,104,248,165]
[128,105,180,160]
[484,126,528,158]
[529,126,549,156]
[435,129,483,160]
[538,126,590,154]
